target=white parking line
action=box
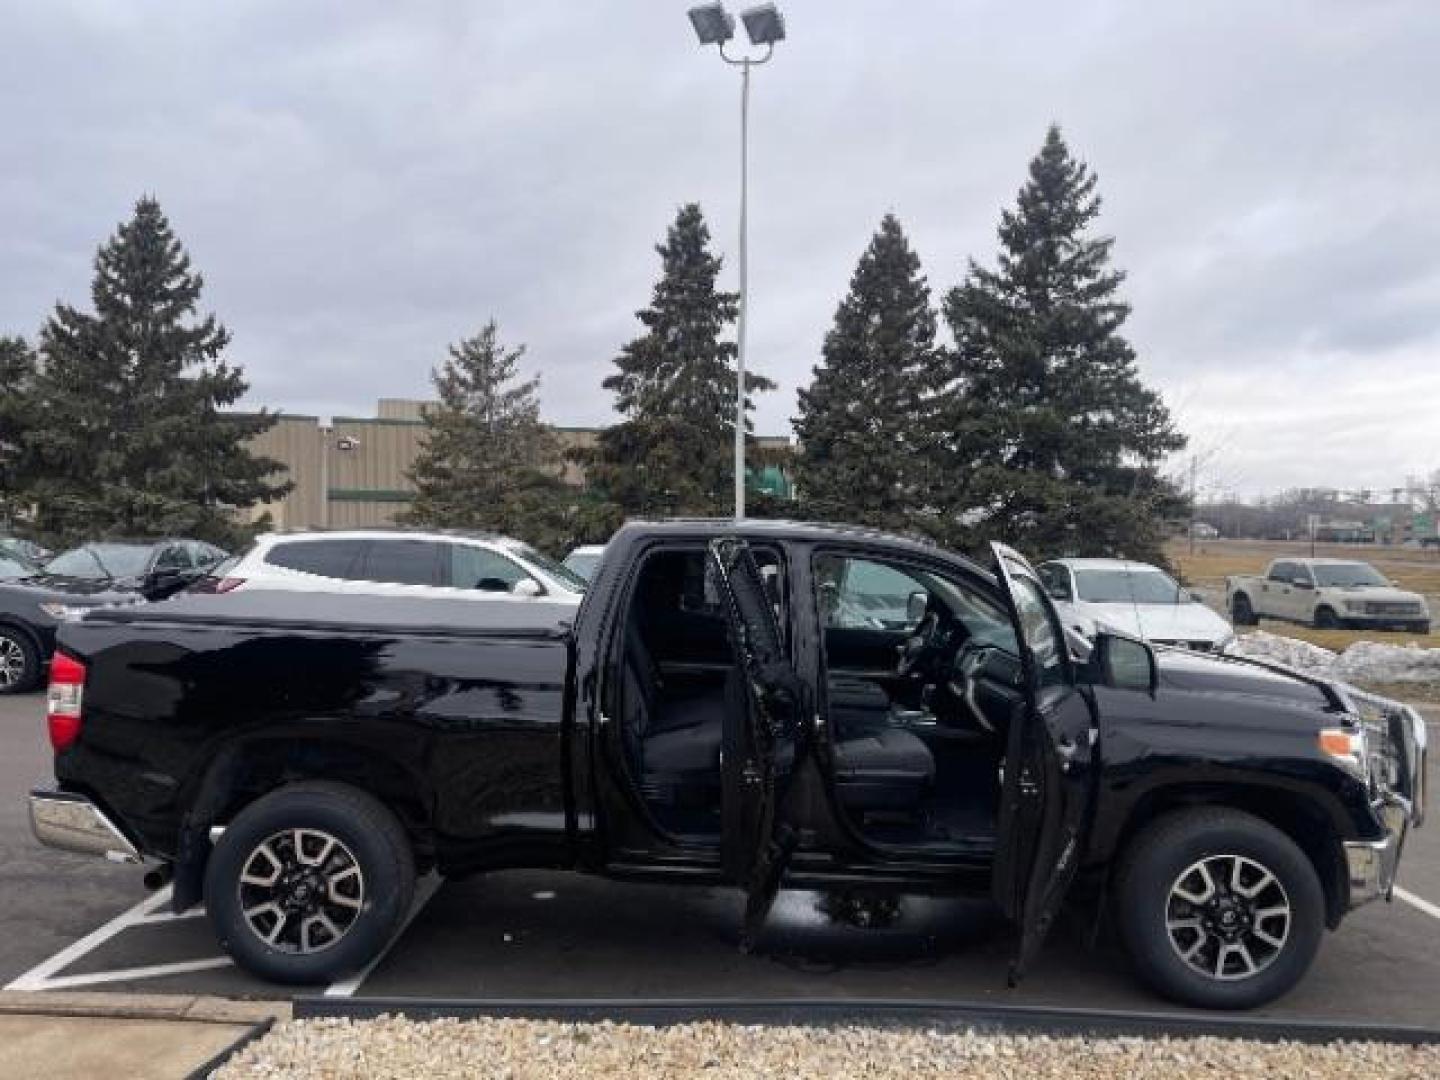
[5,888,172,992]
[324,873,442,997]
[33,956,233,991]
[1395,886,1440,921]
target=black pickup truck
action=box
[29,520,1426,1008]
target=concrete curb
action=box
[0,989,290,1025]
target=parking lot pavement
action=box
[4,691,1440,1025]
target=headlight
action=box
[1319,726,1368,777]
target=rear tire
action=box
[1115,808,1324,1010]
[1313,607,1341,629]
[205,781,416,985]
[0,627,40,695]
[1230,594,1257,627]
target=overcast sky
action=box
[3,1,1437,499]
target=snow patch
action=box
[1226,630,1440,684]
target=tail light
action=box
[215,577,245,593]
[47,652,86,752]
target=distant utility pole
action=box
[1188,455,1198,555]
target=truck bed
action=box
[53,590,579,873]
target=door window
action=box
[1037,563,1072,601]
[265,539,367,579]
[816,556,926,631]
[450,544,529,593]
[358,539,444,587]
[154,545,193,571]
[1007,574,1069,690]
[1268,561,1296,583]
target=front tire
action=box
[205,782,416,985]
[0,627,40,695]
[1408,621,1431,635]
[1313,607,1341,629]
[1116,808,1324,1010]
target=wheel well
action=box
[191,739,436,870]
[1112,785,1346,929]
[0,618,40,652]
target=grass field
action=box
[1165,537,1440,651]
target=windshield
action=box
[43,543,153,580]
[0,553,34,579]
[508,542,588,592]
[1074,567,1184,604]
[563,551,603,582]
[1312,563,1388,588]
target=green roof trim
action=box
[330,416,427,427]
[327,488,416,503]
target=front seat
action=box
[831,727,935,812]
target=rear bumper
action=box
[28,787,142,863]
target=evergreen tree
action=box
[793,214,938,527]
[28,197,288,546]
[584,204,773,516]
[0,336,38,524]
[927,127,1186,561]
[400,320,569,541]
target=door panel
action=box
[708,537,805,945]
[989,543,1099,982]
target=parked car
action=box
[0,538,227,693]
[223,530,586,604]
[31,519,1424,1009]
[562,544,606,583]
[1037,558,1235,652]
[1227,558,1431,633]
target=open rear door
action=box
[708,536,806,948]
[989,542,1099,984]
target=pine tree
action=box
[400,321,568,540]
[28,197,288,546]
[0,336,38,524]
[584,203,773,516]
[793,214,939,527]
[927,127,1186,562]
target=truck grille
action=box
[1364,601,1422,616]
[1345,685,1425,823]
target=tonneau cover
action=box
[77,590,575,639]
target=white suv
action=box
[222,530,586,605]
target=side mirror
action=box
[511,577,543,598]
[1188,590,1205,603]
[1046,584,1072,602]
[1085,631,1158,695]
[906,590,929,624]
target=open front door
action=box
[708,536,806,947]
[989,542,1099,984]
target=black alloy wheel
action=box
[1116,808,1323,1009]
[205,781,415,984]
[0,628,39,694]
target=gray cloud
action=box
[2,0,1437,496]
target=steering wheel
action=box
[946,639,997,733]
[896,611,943,677]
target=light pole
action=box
[687,3,786,520]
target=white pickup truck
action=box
[1226,557,1431,633]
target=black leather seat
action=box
[622,624,934,813]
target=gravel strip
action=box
[212,1016,1440,1079]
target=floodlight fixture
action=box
[687,3,735,46]
[740,4,785,46]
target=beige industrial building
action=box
[243,399,792,530]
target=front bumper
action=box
[1337,689,1427,910]
[28,788,141,863]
